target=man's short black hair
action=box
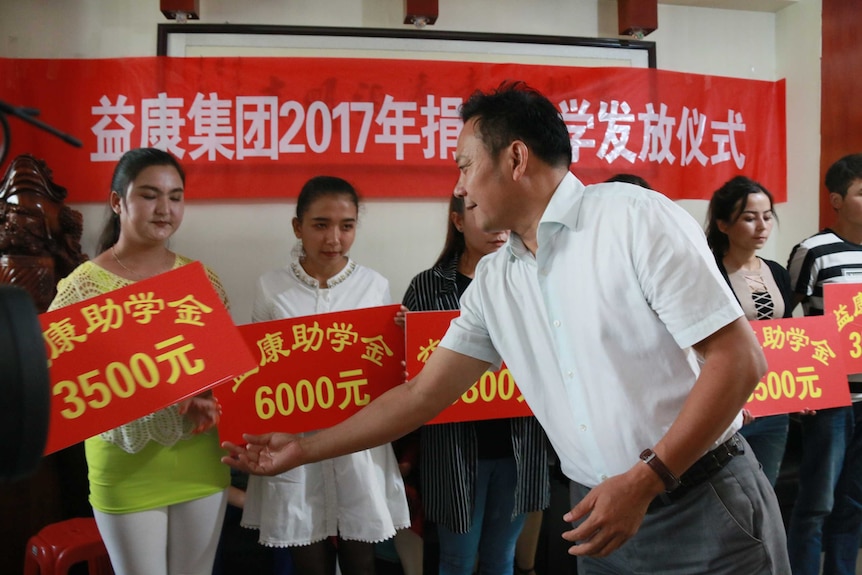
[825,153,862,197]
[605,173,652,190]
[459,81,572,169]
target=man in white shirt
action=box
[224,82,789,574]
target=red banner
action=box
[40,262,257,454]
[214,304,405,446]
[405,310,532,424]
[1,57,785,202]
[745,316,850,417]
[824,283,862,374]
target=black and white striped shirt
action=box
[788,228,862,388]
[788,228,862,316]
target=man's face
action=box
[832,178,862,229]
[453,118,509,233]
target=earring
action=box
[291,239,306,261]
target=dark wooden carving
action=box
[0,154,87,312]
[0,154,91,575]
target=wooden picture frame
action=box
[157,24,656,68]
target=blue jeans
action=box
[569,437,789,574]
[436,458,527,575]
[739,414,789,486]
[788,403,862,575]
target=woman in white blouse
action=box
[241,176,409,575]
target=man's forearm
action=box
[651,317,766,477]
[298,378,435,464]
[300,347,491,465]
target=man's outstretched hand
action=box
[221,432,303,476]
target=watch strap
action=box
[639,448,681,492]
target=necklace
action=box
[111,245,148,280]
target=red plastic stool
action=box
[23,517,114,575]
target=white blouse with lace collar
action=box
[252,255,391,322]
[289,257,358,290]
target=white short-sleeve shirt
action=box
[440,172,744,487]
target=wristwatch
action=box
[640,448,681,492]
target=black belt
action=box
[646,434,745,513]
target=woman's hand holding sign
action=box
[179,392,222,434]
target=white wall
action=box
[775,0,822,271]
[0,0,820,323]
[650,0,821,273]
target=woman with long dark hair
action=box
[49,147,229,575]
[401,195,550,575]
[705,175,793,486]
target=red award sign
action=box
[215,304,405,445]
[405,310,533,424]
[40,262,257,454]
[745,315,850,417]
[824,283,862,374]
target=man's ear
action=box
[830,192,843,212]
[510,140,529,181]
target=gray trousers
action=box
[568,438,790,574]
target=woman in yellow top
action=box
[49,148,229,575]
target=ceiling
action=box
[658,0,797,12]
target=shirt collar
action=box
[505,172,586,259]
[540,172,585,229]
[290,256,357,289]
[433,254,461,289]
[506,234,531,260]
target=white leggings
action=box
[94,489,228,575]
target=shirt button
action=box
[579,424,587,432]
[553,320,561,327]
[567,371,573,378]
[600,474,608,481]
